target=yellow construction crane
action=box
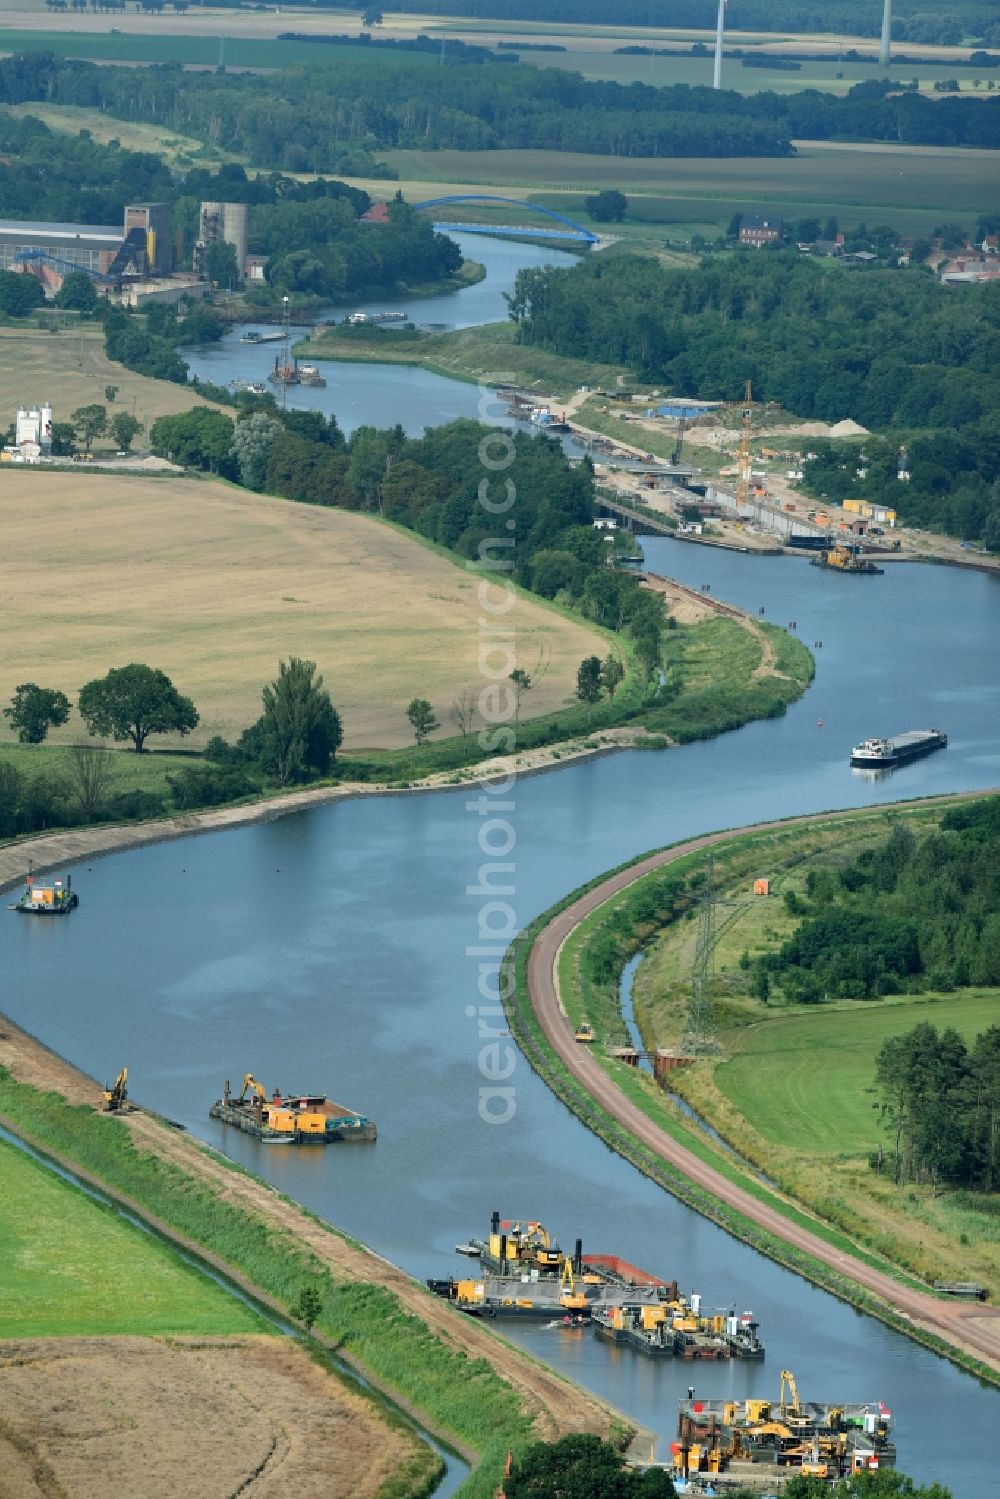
[102,1067,129,1113]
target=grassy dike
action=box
[295,320,628,402]
[0,1070,553,1499]
[500,807,1000,1392]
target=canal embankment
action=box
[0,1014,633,1499]
[506,795,1000,1388]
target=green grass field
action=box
[716,991,1000,1158]
[0,1136,267,1337]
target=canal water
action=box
[6,545,998,1491]
[184,233,581,438]
[5,237,1000,1492]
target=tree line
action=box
[507,253,1000,547]
[759,801,1000,1003]
[3,54,999,171]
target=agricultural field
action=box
[0,4,987,85]
[0,1142,425,1498]
[373,144,999,239]
[0,471,606,749]
[0,325,224,443]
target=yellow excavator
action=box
[237,1073,270,1108]
[780,1368,801,1417]
[102,1068,130,1113]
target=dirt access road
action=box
[0,1016,619,1454]
[525,799,1000,1377]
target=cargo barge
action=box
[12,874,77,914]
[240,330,284,344]
[675,1370,895,1484]
[428,1212,763,1358]
[209,1074,376,1143]
[850,728,947,769]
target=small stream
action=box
[0,1125,468,1498]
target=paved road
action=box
[524,800,1000,1376]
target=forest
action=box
[874,1021,1000,1189]
[2,53,998,167]
[508,254,1000,546]
[763,800,1000,1001]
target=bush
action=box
[166,764,258,810]
[105,789,167,821]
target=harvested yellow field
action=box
[0,471,605,748]
[0,327,222,440]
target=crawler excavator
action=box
[102,1068,131,1113]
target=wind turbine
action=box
[713,0,727,90]
[880,0,892,70]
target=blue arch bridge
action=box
[413,195,598,245]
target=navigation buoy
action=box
[817,719,824,728]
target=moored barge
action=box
[428,1211,764,1358]
[210,1074,376,1143]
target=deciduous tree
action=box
[406,697,439,745]
[78,664,198,753]
[110,411,143,451]
[70,403,107,452]
[575,656,603,725]
[3,683,70,744]
[255,657,343,784]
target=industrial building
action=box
[2,402,55,464]
[194,200,248,284]
[0,219,124,276]
[123,202,173,274]
[0,202,173,289]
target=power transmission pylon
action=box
[684,853,721,1054]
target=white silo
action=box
[40,403,53,450]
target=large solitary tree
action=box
[4,683,71,743]
[78,664,199,752]
[406,697,439,745]
[257,657,343,784]
[575,655,604,725]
